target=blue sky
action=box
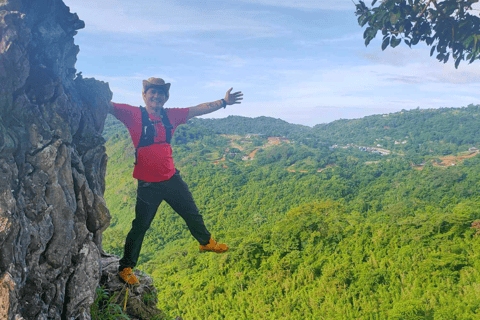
[64,0,480,127]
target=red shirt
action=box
[112,103,189,182]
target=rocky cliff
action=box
[0,0,158,319]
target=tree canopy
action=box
[355,0,480,68]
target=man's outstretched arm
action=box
[187,88,243,120]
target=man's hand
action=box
[186,88,244,120]
[224,88,243,105]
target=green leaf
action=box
[438,45,447,53]
[404,20,412,35]
[364,27,378,46]
[363,27,372,40]
[464,35,474,48]
[359,15,370,27]
[382,37,390,50]
[444,52,450,63]
[371,0,377,5]
[386,0,395,10]
[391,37,401,48]
[455,57,461,69]
[430,45,436,57]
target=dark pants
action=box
[119,170,211,269]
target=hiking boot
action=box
[199,238,229,253]
[118,267,139,285]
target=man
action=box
[108,77,243,284]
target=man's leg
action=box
[119,181,163,270]
[163,171,212,245]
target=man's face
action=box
[144,87,167,113]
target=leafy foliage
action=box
[355,0,480,68]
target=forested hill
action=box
[195,115,311,137]
[103,114,312,144]
[100,104,480,319]
[313,104,480,148]
[104,104,480,152]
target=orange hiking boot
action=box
[118,267,139,285]
[199,238,229,253]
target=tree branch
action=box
[418,0,433,18]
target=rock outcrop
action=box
[98,256,165,320]
[0,0,160,319]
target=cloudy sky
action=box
[64,0,480,127]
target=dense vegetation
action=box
[100,105,480,319]
[313,104,480,153]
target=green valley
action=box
[101,105,480,319]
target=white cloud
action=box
[360,44,432,67]
[360,43,480,85]
[294,32,364,48]
[239,0,356,11]
[65,0,285,37]
[429,62,480,84]
[183,52,248,68]
[203,80,251,90]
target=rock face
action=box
[0,0,130,319]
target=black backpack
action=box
[134,106,173,165]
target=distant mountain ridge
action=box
[194,104,479,142]
[196,115,310,137]
[313,104,480,146]
[104,103,480,158]
[192,104,480,152]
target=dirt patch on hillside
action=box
[318,164,336,172]
[412,151,479,170]
[434,151,479,167]
[249,148,259,159]
[268,137,290,145]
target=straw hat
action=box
[142,77,171,99]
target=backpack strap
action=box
[134,106,173,165]
[138,106,155,147]
[159,107,173,144]
[135,106,154,165]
